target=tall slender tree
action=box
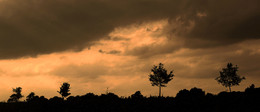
[57,82,71,99]
[216,63,245,92]
[149,63,174,97]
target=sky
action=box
[0,0,260,101]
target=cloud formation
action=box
[0,35,260,100]
[0,0,259,59]
[99,49,121,54]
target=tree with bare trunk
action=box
[149,63,174,97]
[216,63,245,92]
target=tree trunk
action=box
[159,85,161,97]
[228,86,231,92]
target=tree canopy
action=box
[8,87,23,103]
[57,82,71,99]
[149,63,174,97]
[216,63,245,92]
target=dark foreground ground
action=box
[0,86,259,112]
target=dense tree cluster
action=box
[0,85,259,112]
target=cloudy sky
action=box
[0,0,259,101]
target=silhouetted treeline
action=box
[0,85,259,112]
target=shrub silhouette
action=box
[189,87,205,97]
[49,96,64,103]
[131,91,144,99]
[175,89,190,99]
[100,92,119,100]
[26,92,36,102]
[149,63,174,97]
[176,87,205,100]
[26,92,49,104]
[245,84,255,93]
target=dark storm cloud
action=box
[177,0,260,48]
[0,0,179,59]
[125,0,260,57]
[125,41,182,58]
[0,0,259,59]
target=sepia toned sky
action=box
[0,0,260,101]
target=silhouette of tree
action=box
[26,92,36,102]
[176,89,189,99]
[216,63,245,92]
[175,88,206,103]
[131,91,144,99]
[245,84,256,93]
[7,87,23,103]
[149,63,174,97]
[57,82,71,99]
[100,92,119,99]
[190,87,205,97]
[49,96,64,103]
